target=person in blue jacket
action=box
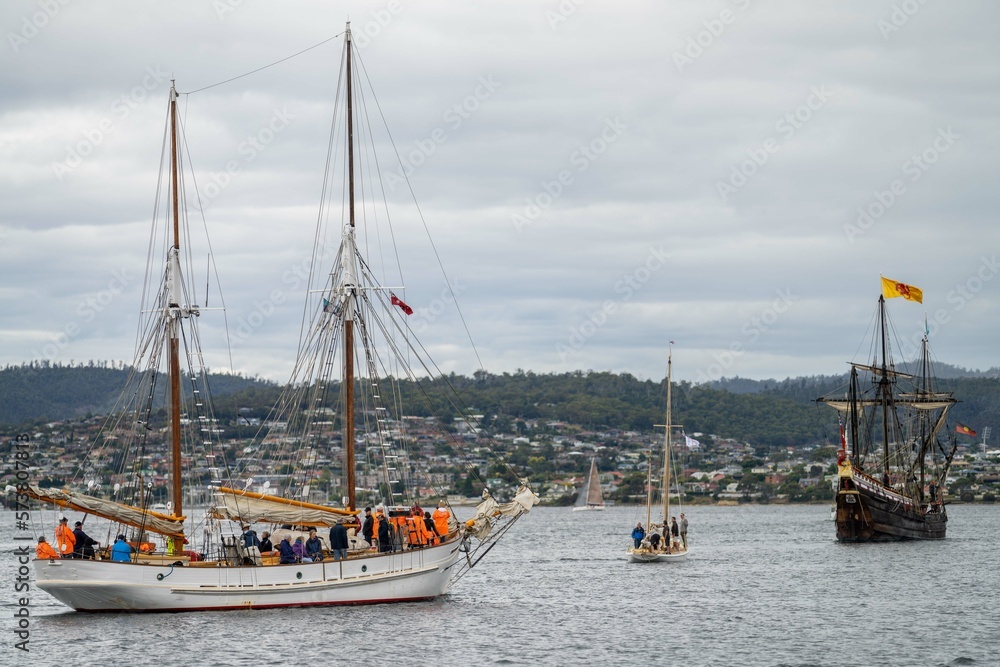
[631,522,645,548]
[278,536,296,564]
[111,534,133,562]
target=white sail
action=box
[573,458,605,511]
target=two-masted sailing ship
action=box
[28,23,537,612]
[818,280,958,541]
[627,343,688,562]
[572,458,605,511]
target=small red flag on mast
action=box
[390,294,413,315]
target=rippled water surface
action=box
[3,505,997,666]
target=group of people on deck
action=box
[37,504,454,564]
[631,513,688,552]
[238,503,453,564]
[36,516,108,561]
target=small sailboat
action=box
[572,458,605,511]
[818,280,957,541]
[627,342,688,563]
[28,23,537,612]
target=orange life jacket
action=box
[406,517,425,546]
[36,541,60,559]
[432,508,450,538]
[55,524,75,555]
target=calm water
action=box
[2,505,997,666]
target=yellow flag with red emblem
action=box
[881,276,922,303]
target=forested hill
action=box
[710,360,1000,396]
[2,363,997,448]
[0,361,277,426]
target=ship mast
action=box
[343,23,357,512]
[878,295,891,484]
[166,81,184,554]
[662,343,673,528]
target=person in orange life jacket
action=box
[432,504,450,538]
[423,511,439,546]
[406,509,426,548]
[55,516,75,557]
[36,536,60,559]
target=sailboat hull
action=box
[35,539,463,612]
[835,466,946,542]
[626,547,688,563]
[571,505,605,512]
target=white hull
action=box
[572,505,605,512]
[626,547,688,563]
[35,539,463,612]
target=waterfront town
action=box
[3,410,997,508]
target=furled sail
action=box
[207,487,358,527]
[464,483,538,540]
[23,484,186,537]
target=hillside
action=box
[0,361,278,425]
[3,363,996,448]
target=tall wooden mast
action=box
[662,342,673,528]
[167,81,184,554]
[878,295,891,483]
[343,24,357,511]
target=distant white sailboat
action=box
[572,458,605,512]
[627,342,688,563]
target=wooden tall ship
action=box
[27,23,536,612]
[818,293,958,541]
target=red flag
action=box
[955,423,977,437]
[391,294,413,315]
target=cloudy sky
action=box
[2,0,998,385]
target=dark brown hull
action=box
[835,471,946,542]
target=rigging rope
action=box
[182,33,345,95]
